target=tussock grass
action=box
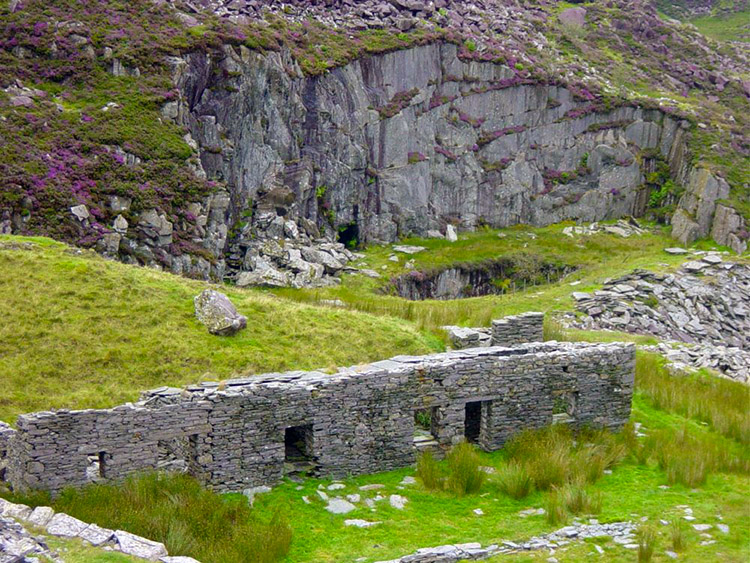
[640,426,750,487]
[446,442,485,495]
[561,483,602,515]
[8,472,290,563]
[637,525,657,562]
[0,237,436,422]
[670,520,687,552]
[503,425,628,492]
[415,442,485,495]
[636,352,750,444]
[545,489,568,526]
[415,450,442,491]
[495,461,532,500]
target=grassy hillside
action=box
[0,235,437,422]
[691,9,750,41]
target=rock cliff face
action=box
[166,41,720,285]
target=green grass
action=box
[6,473,291,563]
[273,222,698,332]
[0,236,437,422]
[690,10,750,42]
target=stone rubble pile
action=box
[168,0,542,49]
[562,218,647,238]
[374,521,636,562]
[0,499,198,563]
[571,255,749,374]
[641,342,750,384]
[230,208,356,289]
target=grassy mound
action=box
[0,236,437,422]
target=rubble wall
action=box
[7,342,635,495]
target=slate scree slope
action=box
[1,314,635,495]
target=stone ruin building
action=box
[0,313,635,495]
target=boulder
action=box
[559,7,586,27]
[70,204,90,222]
[194,289,247,336]
[446,224,458,242]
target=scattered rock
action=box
[389,494,408,510]
[344,519,381,528]
[446,224,458,242]
[326,498,357,515]
[194,289,247,336]
[114,529,168,560]
[559,7,586,28]
[392,245,426,255]
[70,204,90,222]
[46,513,88,538]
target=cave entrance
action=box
[464,401,483,443]
[284,425,315,476]
[337,221,359,249]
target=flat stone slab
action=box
[664,247,688,254]
[25,506,55,527]
[46,513,89,538]
[389,494,408,510]
[79,523,115,547]
[115,530,168,561]
[392,245,426,254]
[683,260,707,272]
[161,558,202,563]
[326,498,357,515]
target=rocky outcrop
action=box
[168,43,692,247]
[194,289,247,336]
[710,204,748,254]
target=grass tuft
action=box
[495,461,533,500]
[670,519,687,552]
[637,525,657,562]
[445,442,485,495]
[415,450,442,491]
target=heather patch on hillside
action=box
[0,0,748,254]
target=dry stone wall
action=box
[491,312,544,346]
[4,341,634,495]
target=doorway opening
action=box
[464,401,483,443]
